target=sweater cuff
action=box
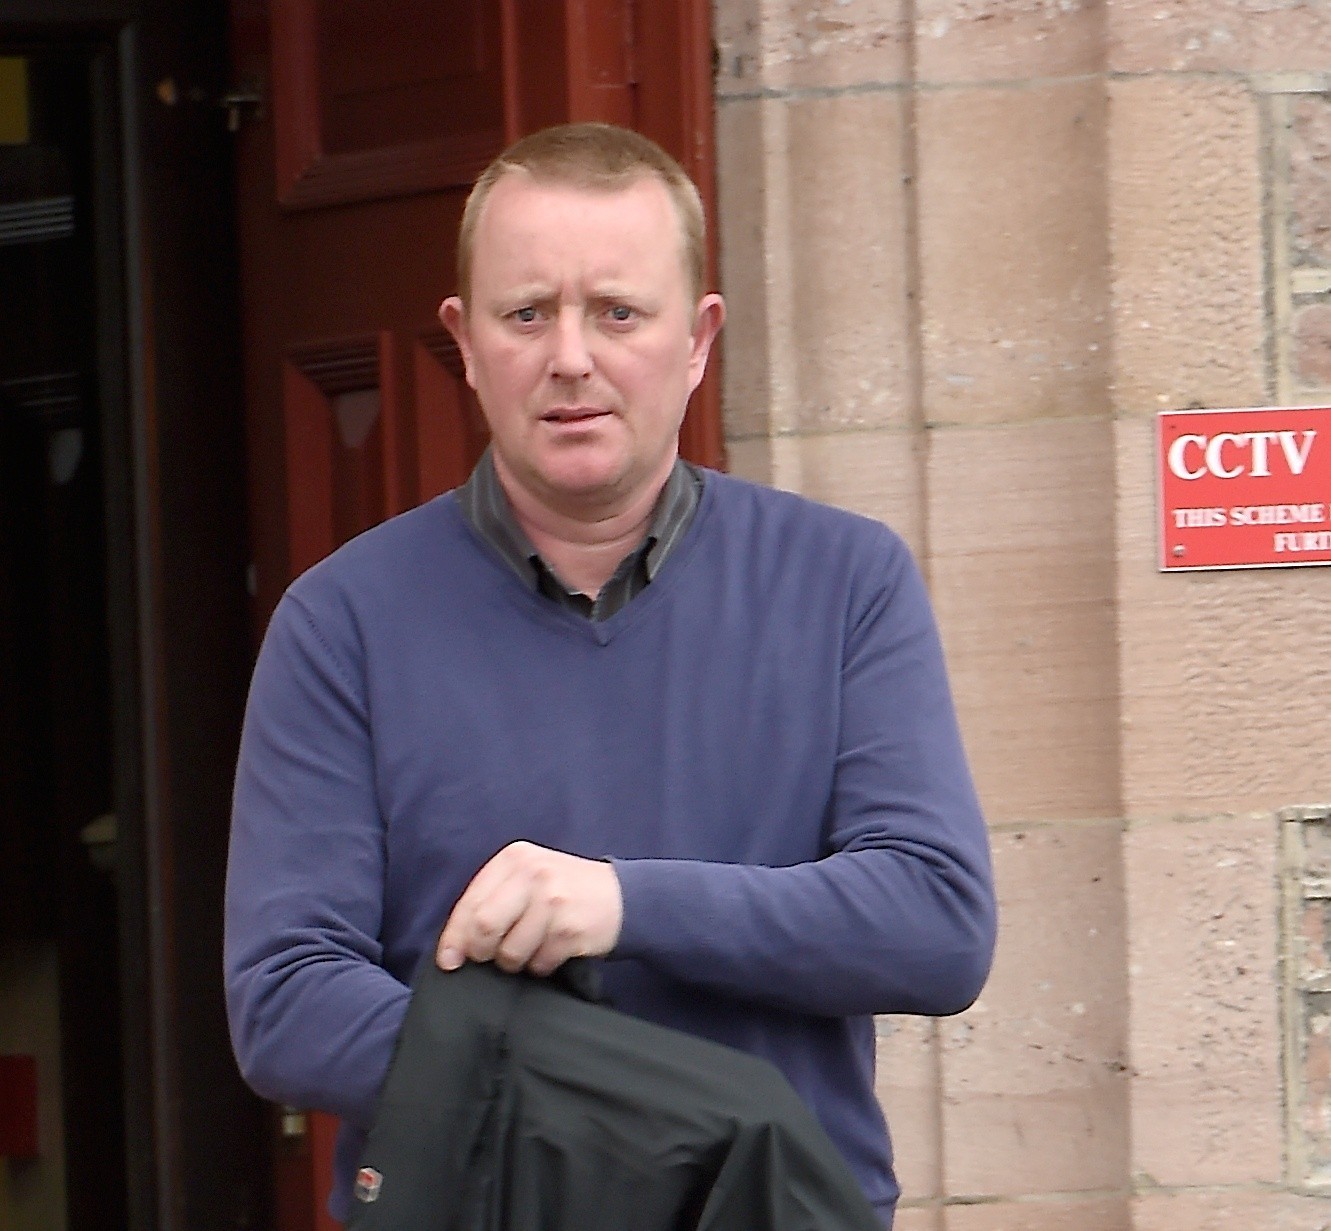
[609,857,673,958]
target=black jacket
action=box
[347,961,884,1230]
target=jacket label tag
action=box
[354,1167,383,1203]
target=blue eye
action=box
[608,305,634,322]
[514,306,538,324]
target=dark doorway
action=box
[2,1,271,1223]
[0,43,127,1231]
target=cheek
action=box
[473,343,537,401]
[617,341,692,395]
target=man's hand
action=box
[436,841,623,977]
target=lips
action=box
[540,407,611,424]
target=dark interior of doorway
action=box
[0,45,127,1229]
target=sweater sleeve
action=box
[224,590,409,1127]
[612,534,997,1019]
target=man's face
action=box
[439,173,724,517]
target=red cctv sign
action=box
[1157,405,1331,571]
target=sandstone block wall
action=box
[713,2,1331,1226]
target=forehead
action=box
[470,173,688,291]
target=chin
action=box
[538,462,632,505]
[536,448,624,485]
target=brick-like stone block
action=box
[783,93,913,434]
[941,822,1129,1197]
[1294,988,1331,1184]
[725,428,926,557]
[716,92,914,439]
[1281,809,1331,1190]
[713,0,909,95]
[1131,1187,1331,1231]
[895,1206,945,1231]
[1108,78,1266,415]
[1124,813,1283,1188]
[717,98,775,440]
[917,80,1111,427]
[876,1015,942,1202]
[1293,303,1331,390]
[1108,0,1331,74]
[1115,417,1331,818]
[915,0,1105,84]
[928,419,1118,823]
[945,1195,1129,1231]
[1289,96,1331,270]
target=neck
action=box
[494,460,671,599]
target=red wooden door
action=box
[228,3,718,1227]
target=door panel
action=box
[231,3,718,1227]
[414,327,491,499]
[283,333,408,575]
[271,0,504,208]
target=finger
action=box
[526,919,581,978]
[459,871,536,964]
[437,881,488,969]
[491,894,554,974]
[436,844,531,969]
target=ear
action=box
[438,296,477,390]
[686,294,726,395]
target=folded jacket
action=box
[347,960,884,1230]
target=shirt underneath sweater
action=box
[224,470,996,1225]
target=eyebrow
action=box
[587,286,650,303]
[490,284,658,311]
[490,284,554,307]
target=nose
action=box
[549,308,593,380]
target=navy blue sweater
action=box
[224,471,996,1223]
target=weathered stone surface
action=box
[716,92,914,439]
[1292,303,1331,389]
[894,1207,945,1231]
[725,428,926,556]
[1289,96,1331,269]
[929,419,1118,824]
[1132,1187,1331,1231]
[915,0,1105,83]
[1108,0,1331,74]
[1280,809,1331,1190]
[713,0,909,95]
[876,1015,942,1202]
[1108,77,1266,414]
[941,823,1129,1197]
[710,3,1331,1227]
[945,1195,1129,1231]
[918,79,1111,426]
[1124,813,1283,1188]
[1115,417,1331,818]
[716,97,775,441]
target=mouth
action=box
[540,407,612,425]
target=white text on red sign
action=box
[1165,430,1317,480]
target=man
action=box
[225,123,996,1227]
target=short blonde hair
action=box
[456,123,706,306]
